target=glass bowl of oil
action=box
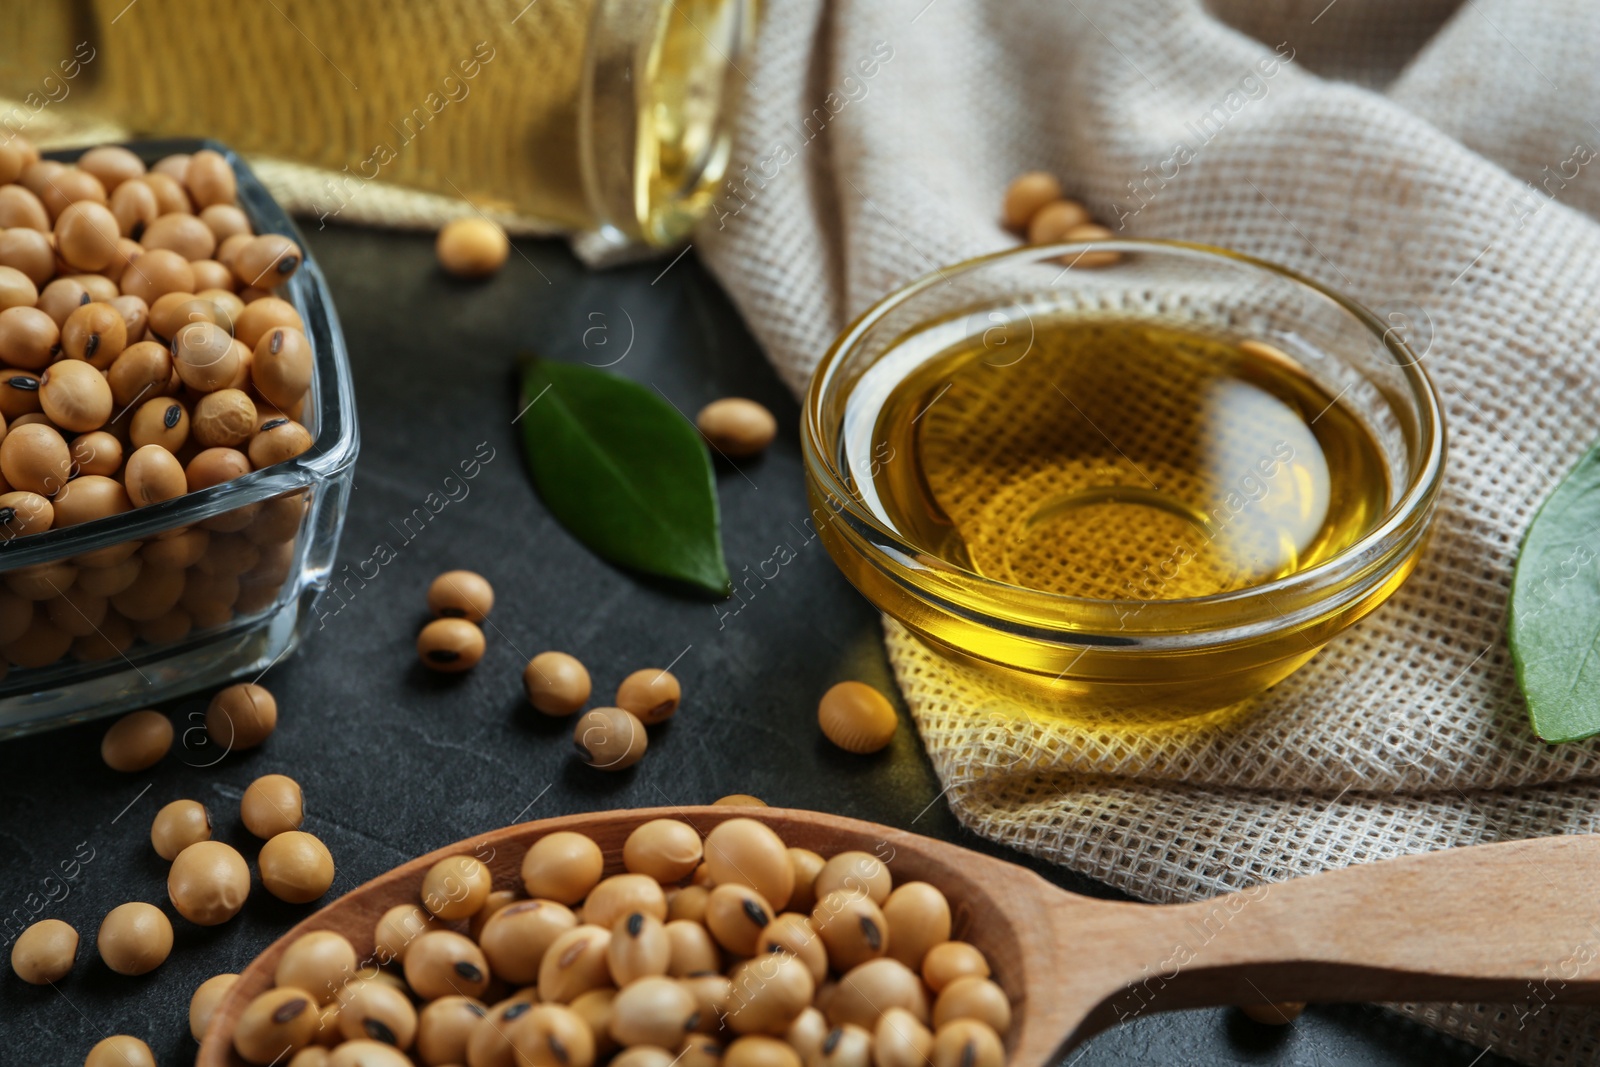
[802,240,1445,723]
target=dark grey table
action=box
[0,227,1507,1066]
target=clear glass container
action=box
[0,138,358,739]
[2,0,757,247]
[803,240,1446,724]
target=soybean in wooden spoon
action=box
[197,806,1600,1066]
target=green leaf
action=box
[518,357,730,597]
[1510,443,1600,742]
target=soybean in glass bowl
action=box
[802,240,1445,724]
[0,139,358,738]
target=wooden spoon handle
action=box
[1138,834,1600,1015]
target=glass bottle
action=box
[0,0,756,246]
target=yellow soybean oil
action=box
[0,0,750,244]
[858,318,1389,606]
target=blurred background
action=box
[1,0,753,249]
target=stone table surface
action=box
[0,225,1510,1067]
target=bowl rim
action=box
[801,238,1446,647]
[0,137,360,569]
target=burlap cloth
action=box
[694,0,1600,1063]
[15,0,1600,1059]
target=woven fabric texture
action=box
[8,0,595,225]
[2,0,618,256]
[693,1,1600,1062]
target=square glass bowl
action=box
[0,138,358,737]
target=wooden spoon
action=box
[198,806,1600,1065]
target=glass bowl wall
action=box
[0,139,358,737]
